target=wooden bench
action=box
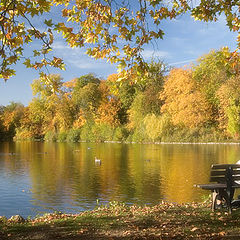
[195,164,240,213]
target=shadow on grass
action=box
[1,215,132,240]
[2,204,240,239]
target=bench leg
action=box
[221,190,232,214]
[212,190,224,211]
[212,190,218,211]
[212,189,232,213]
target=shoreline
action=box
[12,139,240,145]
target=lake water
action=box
[0,141,240,218]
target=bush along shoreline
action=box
[1,201,240,239]
[13,124,240,144]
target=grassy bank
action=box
[1,201,240,239]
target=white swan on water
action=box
[95,157,101,164]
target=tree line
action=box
[1,47,240,143]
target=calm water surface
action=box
[0,141,240,218]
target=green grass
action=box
[2,201,240,239]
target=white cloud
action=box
[142,49,170,59]
[53,41,171,70]
[169,59,196,66]
[52,41,70,50]
[68,59,98,69]
[169,36,188,46]
[52,41,85,55]
[52,41,104,69]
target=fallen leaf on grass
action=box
[219,231,226,236]
[78,229,88,233]
[218,217,224,221]
[191,227,199,232]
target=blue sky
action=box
[0,12,237,106]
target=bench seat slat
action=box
[195,183,240,190]
[195,183,227,190]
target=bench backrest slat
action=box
[211,170,226,176]
[210,175,240,182]
[211,164,240,169]
[211,170,240,176]
[210,176,226,183]
[210,164,240,184]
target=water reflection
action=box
[0,142,240,217]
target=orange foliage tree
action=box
[96,81,121,127]
[160,68,212,128]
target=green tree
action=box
[143,113,162,142]
[227,104,240,139]
[136,60,167,115]
[72,74,101,122]
[28,74,73,136]
[107,73,137,124]
[31,74,63,133]
[31,74,63,98]
[217,76,240,139]
[127,60,167,130]
[193,49,231,100]
[193,48,239,126]
[127,94,145,130]
[19,98,46,139]
[0,105,6,139]
[1,102,24,139]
